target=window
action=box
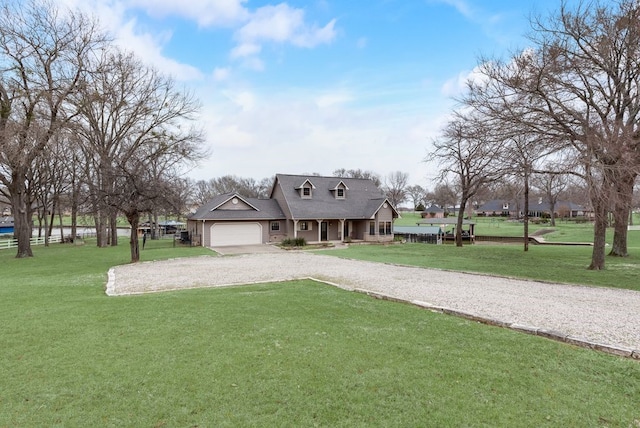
[379,222,385,235]
[337,188,344,198]
[369,221,375,236]
[271,221,280,231]
[385,222,392,235]
[298,221,312,231]
[303,187,311,196]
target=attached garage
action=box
[210,222,262,246]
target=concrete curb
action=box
[355,288,640,360]
[105,268,116,296]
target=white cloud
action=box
[314,91,353,108]
[232,3,337,60]
[116,18,204,80]
[190,85,440,187]
[212,67,231,81]
[436,0,474,19]
[222,89,257,111]
[440,66,486,97]
[230,42,262,59]
[128,0,250,27]
[58,0,204,81]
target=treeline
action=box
[426,0,640,269]
[0,1,204,262]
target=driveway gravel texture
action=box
[107,251,640,356]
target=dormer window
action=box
[296,179,316,199]
[331,180,349,200]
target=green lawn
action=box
[326,243,640,291]
[1,240,640,426]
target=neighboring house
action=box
[421,204,445,219]
[476,199,590,218]
[187,173,399,247]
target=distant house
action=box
[187,174,399,247]
[421,204,445,219]
[476,199,590,218]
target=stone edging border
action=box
[353,287,640,360]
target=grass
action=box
[326,243,640,291]
[392,213,640,290]
[2,239,640,426]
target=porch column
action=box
[316,219,322,242]
[339,219,345,241]
[293,220,298,239]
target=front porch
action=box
[290,218,395,243]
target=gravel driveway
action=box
[107,251,640,358]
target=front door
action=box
[321,222,328,241]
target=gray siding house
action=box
[187,173,399,247]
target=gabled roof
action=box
[424,204,444,213]
[294,178,316,189]
[273,174,398,219]
[188,192,285,221]
[328,180,349,190]
[209,193,260,211]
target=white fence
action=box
[0,235,62,250]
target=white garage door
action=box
[211,223,262,246]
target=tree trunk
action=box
[589,193,608,270]
[455,200,467,247]
[94,211,108,247]
[110,211,118,246]
[609,172,634,257]
[43,205,50,246]
[153,211,160,239]
[57,205,64,243]
[47,197,56,241]
[9,169,33,258]
[70,191,78,243]
[126,210,141,263]
[610,209,629,257]
[523,170,529,252]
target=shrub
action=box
[281,237,306,247]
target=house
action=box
[476,199,590,219]
[187,173,399,247]
[420,204,445,219]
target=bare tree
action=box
[257,176,275,199]
[532,169,568,227]
[332,168,382,187]
[383,171,409,208]
[73,48,204,262]
[464,0,640,269]
[0,0,106,257]
[406,185,426,210]
[426,111,505,246]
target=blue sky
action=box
[63,0,568,187]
